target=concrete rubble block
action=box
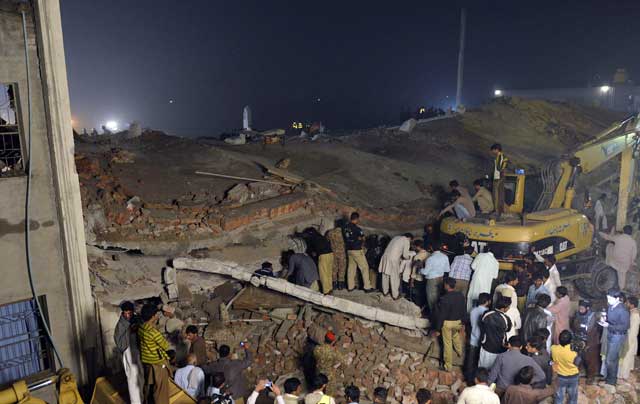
[399,118,417,133]
[163,266,177,284]
[248,182,283,199]
[225,184,252,205]
[174,257,428,330]
[224,133,247,145]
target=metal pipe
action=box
[455,8,466,110]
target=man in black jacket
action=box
[304,227,334,294]
[479,296,512,369]
[522,293,552,347]
[432,278,468,370]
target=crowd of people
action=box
[109,141,640,404]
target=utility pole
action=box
[455,8,466,111]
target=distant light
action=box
[316,98,321,102]
[419,107,426,114]
[494,89,503,97]
[169,99,174,104]
[600,85,611,93]
[105,120,118,131]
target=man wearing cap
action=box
[313,331,345,395]
[600,288,630,387]
[571,299,601,384]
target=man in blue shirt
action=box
[420,242,450,314]
[600,288,631,386]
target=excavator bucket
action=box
[90,377,195,404]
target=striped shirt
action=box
[449,254,473,281]
[138,322,169,364]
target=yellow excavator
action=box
[0,368,194,404]
[441,113,640,298]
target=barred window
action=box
[0,83,24,177]
[0,297,55,386]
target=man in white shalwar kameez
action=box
[467,250,500,312]
[378,233,414,299]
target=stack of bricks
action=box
[210,313,463,404]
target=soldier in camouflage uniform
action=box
[326,227,347,289]
[313,331,345,396]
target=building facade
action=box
[0,0,95,397]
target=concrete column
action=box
[616,145,635,230]
[33,0,95,384]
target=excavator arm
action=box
[547,113,640,228]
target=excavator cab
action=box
[503,172,526,214]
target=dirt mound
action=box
[75,99,625,241]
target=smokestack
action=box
[455,8,466,111]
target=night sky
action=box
[60,1,640,137]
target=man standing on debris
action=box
[185,325,207,366]
[618,296,639,381]
[449,246,474,297]
[599,225,637,290]
[493,272,519,312]
[313,331,345,396]
[114,301,143,404]
[489,336,546,395]
[467,247,500,312]
[420,242,450,314]
[326,223,347,290]
[343,212,374,292]
[305,228,335,294]
[433,278,468,371]
[174,353,205,399]
[479,296,512,368]
[594,193,608,231]
[457,368,500,404]
[204,343,253,404]
[600,288,630,387]
[490,143,509,216]
[571,299,600,384]
[288,251,321,291]
[472,179,494,215]
[138,303,172,404]
[378,233,414,299]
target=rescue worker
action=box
[304,227,334,294]
[599,225,637,290]
[378,233,414,299]
[490,143,508,216]
[313,331,345,396]
[326,224,347,290]
[138,303,172,404]
[343,212,374,292]
[472,179,494,215]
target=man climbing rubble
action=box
[313,331,345,396]
[343,212,375,292]
[599,225,637,290]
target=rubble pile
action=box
[163,282,640,404]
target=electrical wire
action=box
[21,9,64,369]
